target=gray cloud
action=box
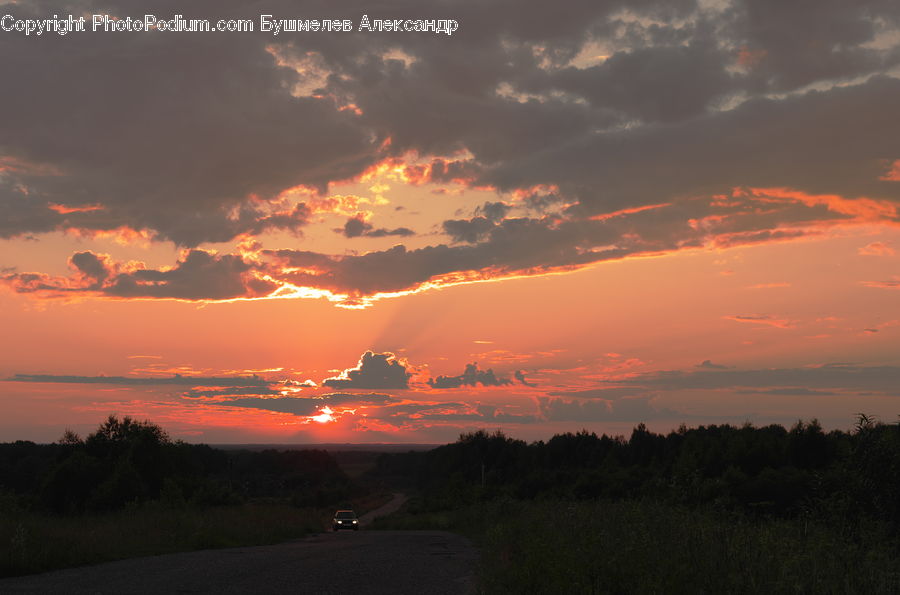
[2,0,898,303]
[339,214,415,238]
[0,1,378,246]
[442,217,496,243]
[4,249,276,300]
[515,370,537,387]
[323,351,411,389]
[476,202,512,222]
[484,76,900,210]
[734,0,900,93]
[535,39,736,123]
[428,363,512,389]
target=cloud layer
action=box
[2,0,899,306]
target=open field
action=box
[374,499,900,594]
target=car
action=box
[332,509,359,531]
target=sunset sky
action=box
[2,0,900,443]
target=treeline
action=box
[374,416,900,533]
[0,415,356,514]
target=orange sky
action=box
[2,0,900,443]
[3,209,900,442]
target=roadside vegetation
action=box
[371,416,900,593]
[0,416,380,577]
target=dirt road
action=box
[359,492,409,526]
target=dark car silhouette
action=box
[332,509,359,531]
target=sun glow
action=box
[311,405,335,423]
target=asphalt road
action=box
[0,530,476,595]
[0,496,477,594]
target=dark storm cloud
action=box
[323,351,411,389]
[428,363,512,389]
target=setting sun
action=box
[311,406,336,424]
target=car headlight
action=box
[352,520,358,524]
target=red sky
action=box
[2,0,900,443]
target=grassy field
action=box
[373,498,900,594]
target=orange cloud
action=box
[862,278,900,289]
[590,202,671,222]
[858,242,895,256]
[48,203,104,214]
[724,315,794,329]
[744,187,898,223]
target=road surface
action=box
[0,496,476,594]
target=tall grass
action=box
[375,499,900,594]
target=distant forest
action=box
[0,415,357,514]
[375,416,900,532]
